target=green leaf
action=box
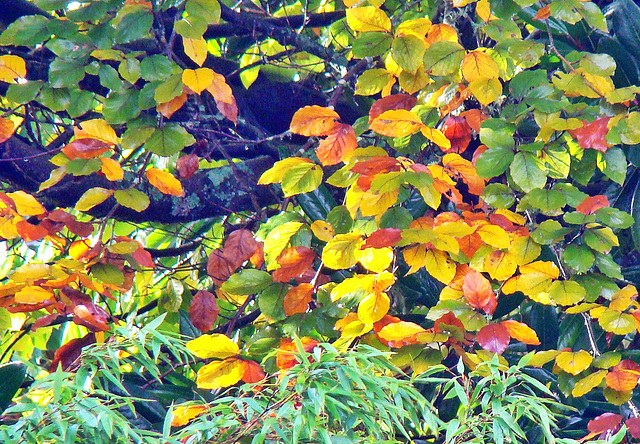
[598,148,627,185]
[114,8,153,44]
[145,125,195,157]
[391,35,425,74]
[563,245,594,274]
[476,147,514,178]
[583,225,618,253]
[67,89,95,118]
[518,188,564,212]
[114,188,150,212]
[140,55,175,82]
[221,269,272,295]
[6,81,44,104]
[510,152,547,192]
[608,0,640,59]
[352,32,392,58]
[594,254,623,280]
[258,283,288,321]
[563,211,595,225]
[0,362,25,413]
[103,89,141,124]
[185,0,221,24]
[482,183,515,209]
[355,69,393,96]
[91,262,125,286]
[480,119,516,150]
[579,53,616,77]
[154,73,184,103]
[531,220,572,245]
[281,163,323,197]
[595,207,634,229]
[174,15,209,39]
[38,87,71,112]
[327,206,354,234]
[543,145,570,179]
[553,183,588,207]
[49,58,85,88]
[423,41,465,76]
[380,206,413,229]
[0,15,50,46]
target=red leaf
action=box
[273,247,315,282]
[189,290,219,332]
[62,138,112,160]
[132,246,155,268]
[317,123,358,166]
[362,228,402,249]
[223,229,259,270]
[568,117,612,152]
[476,323,510,354]
[576,195,609,215]
[463,269,496,314]
[49,333,96,372]
[587,412,623,435]
[441,116,472,154]
[207,248,235,286]
[369,94,417,122]
[350,157,400,175]
[16,220,48,241]
[626,418,640,439]
[177,153,200,179]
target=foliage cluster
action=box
[3,0,640,442]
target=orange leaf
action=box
[273,246,315,282]
[317,123,358,166]
[276,337,318,369]
[0,118,16,143]
[171,405,208,427]
[362,228,402,249]
[434,311,464,334]
[441,116,472,154]
[223,229,259,270]
[177,153,199,179]
[533,4,551,20]
[442,153,485,195]
[189,290,219,332]
[369,94,417,122]
[369,109,423,137]
[476,323,510,355]
[350,156,400,176]
[425,23,458,45]
[62,138,111,160]
[131,245,155,268]
[157,89,188,118]
[206,72,238,123]
[241,360,266,383]
[460,109,487,132]
[290,105,340,136]
[576,195,609,215]
[207,248,236,286]
[16,219,48,241]
[606,360,640,391]
[501,320,540,345]
[100,157,124,181]
[145,168,184,196]
[463,269,496,314]
[283,283,314,316]
[568,118,612,152]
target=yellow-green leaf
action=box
[196,357,244,389]
[258,157,313,185]
[556,350,593,375]
[113,188,151,212]
[75,187,114,212]
[281,162,323,197]
[357,292,390,323]
[598,309,638,335]
[548,280,586,306]
[572,370,607,397]
[264,221,305,269]
[468,77,502,105]
[346,6,391,32]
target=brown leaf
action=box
[177,154,200,179]
[273,246,315,282]
[223,229,259,270]
[16,220,48,241]
[189,290,219,332]
[207,248,236,286]
[73,304,111,332]
[50,333,96,372]
[626,417,640,439]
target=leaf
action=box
[502,261,559,298]
[423,41,465,76]
[62,138,112,160]
[598,309,638,335]
[576,195,609,215]
[182,37,208,66]
[145,168,184,196]
[241,360,265,383]
[223,229,259,270]
[556,350,593,375]
[463,269,496,314]
[358,292,390,323]
[346,6,391,32]
[186,333,239,359]
[370,109,423,137]
[276,337,318,369]
[206,71,238,123]
[425,249,456,284]
[355,68,393,96]
[145,125,195,157]
[322,233,364,270]
[182,68,214,94]
[501,320,540,345]
[572,370,607,397]
[369,94,418,122]
[75,187,114,211]
[189,290,219,332]
[113,188,150,212]
[587,413,623,435]
[7,191,45,216]
[290,105,340,136]
[462,50,500,82]
[221,269,272,295]
[568,118,611,152]
[510,152,547,192]
[548,280,586,306]
[626,418,640,439]
[100,157,124,181]
[157,90,188,118]
[377,321,428,347]
[391,35,425,74]
[477,323,510,355]
[14,286,55,304]
[0,118,15,144]
[171,404,208,427]
[606,366,639,392]
[196,357,245,389]
[207,249,236,286]
[259,157,313,185]
[283,283,313,316]
[0,362,26,413]
[176,153,199,179]
[362,228,402,249]
[75,119,119,145]
[263,221,305,269]
[273,246,315,282]
[317,123,358,166]
[281,162,323,197]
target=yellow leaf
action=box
[183,37,208,66]
[186,333,239,359]
[572,370,607,397]
[196,357,245,389]
[14,286,54,304]
[264,221,305,270]
[476,224,511,248]
[483,250,517,281]
[182,68,214,94]
[468,77,502,105]
[7,191,45,216]
[75,187,114,212]
[9,263,51,283]
[290,106,340,136]
[420,126,451,150]
[502,320,540,345]
[556,350,593,375]
[549,280,586,306]
[335,313,373,338]
[346,6,391,33]
[377,321,427,343]
[258,157,313,185]
[527,349,561,367]
[358,292,390,323]
[311,220,335,242]
[502,261,559,296]
[370,109,423,137]
[357,246,393,273]
[38,167,67,192]
[508,236,541,266]
[610,285,637,312]
[100,157,124,181]
[171,404,208,427]
[476,0,495,22]
[322,233,364,269]
[598,309,638,335]
[425,249,456,284]
[403,244,428,274]
[75,119,120,145]
[461,50,500,83]
[331,274,374,301]
[359,189,398,217]
[145,168,184,196]
[0,55,26,82]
